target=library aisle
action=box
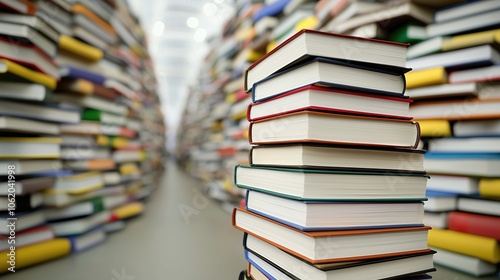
[4,159,246,280]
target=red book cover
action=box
[448,211,500,240]
[0,0,36,14]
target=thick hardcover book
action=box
[244,234,436,280]
[0,225,54,252]
[245,189,425,231]
[0,81,52,102]
[0,100,80,124]
[0,210,46,234]
[235,164,428,201]
[0,37,59,78]
[0,59,56,89]
[407,45,500,72]
[0,0,37,14]
[0,137,61,159]
[59,65,107,85]
[0,192,42,212]
[448,211,500,240]
[248,85,412,121]
[457,195,500,217]
[65,226,106,253]
[0,238,70,273]
[428,228,500,263]
[233,207,431,264]
[424,152,500,177]
[45,196,105,222]
[249,110,421,148]
[249,143,426,173]
[0,176,54,195]
[244,29,410,91]
[251,57,408,102]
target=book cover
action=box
[59,65,106,85]
[0,59,56,89]
[428,228,500,263]
[406,67,447,89]
[59,35,104,61]
[0,238,70,273]
[479,178,500,197]
[447,211,500,240]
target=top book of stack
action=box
[244,29,410,91]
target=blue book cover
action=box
[425,152,500,159]
[253,0,291,22]
[59,65,107,85]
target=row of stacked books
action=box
[232,29,436,280]
[0,0,166,274]
[397,1,500,277]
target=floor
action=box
[3,160,497,280]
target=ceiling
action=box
[127,0,235,132]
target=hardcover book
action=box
[235,164,428,201]
[249,110,421,148]
[232,207,431,264]
[245,29,410,91]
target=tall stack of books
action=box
[400,1,500,277]
[0,0,165,273]
[232,29,435,280]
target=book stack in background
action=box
[389,1,500,277]
[0,0,166,274]
[232,29,436,280]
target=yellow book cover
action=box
[428,229,500,263]
[247,49,265,62]
[295,16,319,31]
[0,238,70,273]
[0,59,56,89]
[266,40,278,54]
[96,135,110,146]
[417,120,451,137]
[0,137,61,159]
[231,109,247,121]
[120,162,139,175]
[406,67,447,89]
[442,29,500,52]
[110,137,129,148]
[112,201,144,220]
[226,92,237,104]
[479,178,500,197]
[59,35,104,61]
[44,171,104,194]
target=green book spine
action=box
[90,196,105,213]
[82,109,102,121]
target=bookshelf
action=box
[176,0,500,278]
[0,0,166,274]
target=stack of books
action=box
[0,0,165,273]
[233,29,435,280]
[393,1,500,277]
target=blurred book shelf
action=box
[175,0,500,279]
[0,0,166,274]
